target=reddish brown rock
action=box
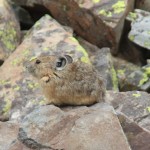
[136,0,150,12]
[0,0,20,62]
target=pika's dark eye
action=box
[56,61,62,67]
[56,57,66,70]
[35,59,41,64]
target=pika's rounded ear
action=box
[64,55,73,63]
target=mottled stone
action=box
[18,103,131,150]
[106,91,150,131]
[0,0,20,62]
[0,121,19,150]
[118,113,150,150]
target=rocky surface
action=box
[0,0,20,63]
[106,91,150,131]
[113,57,150,91]
[128,9,150,50]
[118,113,150,150]
[136,0,150,12]
[0,0,150,150]
[11,103,131,150]
[0,121,19,150]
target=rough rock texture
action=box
[0,15,90,121]
[118,113,150,150]
[15,103,131,150]
[128,9,150,50]
[10,0,134,55]
[0,121,19,150]
[92,48,118,91]
[136,0,150,12]
[106,91,150,131]
[0,0,20,62]
[113,56,150,91]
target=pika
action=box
[26,54,106,106]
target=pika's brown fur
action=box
[26,54,105,106]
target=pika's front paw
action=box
[41,76,50,83]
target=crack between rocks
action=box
[18,128,63,150]
[134,114,150,123]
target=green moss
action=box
[144,41,150,47]
[0,80,10,85]
[28,82,39,89]
[112,1,125,14]
[34,21,41,29]
[93,0,101,3]
[144,67,150,76]
[30,56,37,61]
[147,31,150,35]
[13,85,20,91]
[111,66,118,91]
[23,49,30,56]
[132,93,141,98]
[117,69,125,76]
[69,37,90,64]
[77,45,90,64]
[99,10,112,17]
[146,106,150,112]
[3,98,12,115]
[69,37,78,43]
[0,22,17,51]
[39,99,46,105]
[138,73,149,86]
[129,34,135,41]
[11,58,22,66]
[128,12,137,21]
[43,47,49,51]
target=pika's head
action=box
[26,54,73,80]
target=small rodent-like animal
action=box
[26,54,106,106]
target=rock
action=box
[10,0,117,53]
[6,139,31,150]
[128,9,150,50]
[0,15,90,121]
[93,48,118,91]
[11,3,34,29]
[113,56,150,91]
[12,0,135,55]
[0,121,19,150]
[0,0,20,62]
[118,113,150,150]
[17,103,131,150]
[136,0,150,12]
[106,91,150,131]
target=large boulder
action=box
[0,15,90,121]
[9,103,131,150]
